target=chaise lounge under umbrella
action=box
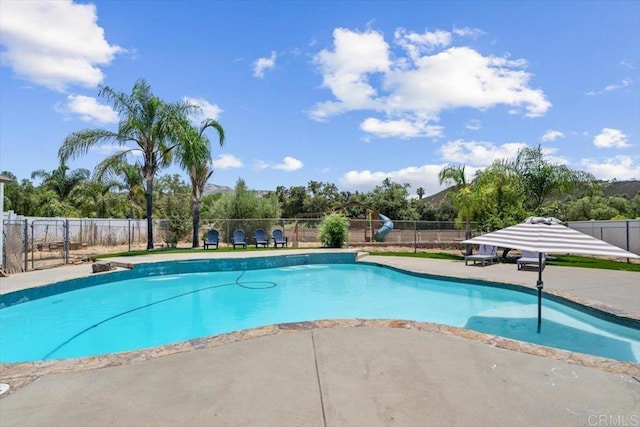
[462,217,639,332]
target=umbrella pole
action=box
[536,252,544,333]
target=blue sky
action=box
[1,0,638,197]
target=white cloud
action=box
[0,0,123,91]
[452,26,485,38]
[254,156,303,172]
[253,51,277,78]
[360,117,443,138]
[273,156,303,171]
[586,77,633,96]
[309,28,390,121]
[394,28,452,60]
[465,119,481,131]
[339,163,470,196]
[439,140,527,166]
[593,128,631,148]
[309,28,551,130]
[582,156,639,180]
[63,95,118,123]
[620,59,635,69]
[212,154,242,169]
[384,47,549,117]
[604,77,632,92]
[541,130,564,142]
[183,96,223,122]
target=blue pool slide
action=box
[374,214,394,242]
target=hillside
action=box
[601,180,640,198]
[203,183,233,195]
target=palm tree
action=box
[176,119,225,247]
[94,159,145,219]
[513,145,599,213]
[416,187,425,199]
[31,163,90,202]
[70,180,123,218]
[438,165,477,254]
[58,79,194,249]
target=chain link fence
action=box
[1,215,474,273]
[3,215,638,274]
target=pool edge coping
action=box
[1,319,638,399]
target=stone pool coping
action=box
[1,319,638,398]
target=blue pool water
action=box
[1,262,638,363]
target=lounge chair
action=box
[272,229,288,248]
[203,229,220,249]
[464,244,499,267]
[517,251,545,271]
[231,229,247,249]
[253,228,269,248]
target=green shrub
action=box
[318,213,349,248]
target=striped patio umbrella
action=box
[462,217,639,332]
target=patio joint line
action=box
[311,330,327,427]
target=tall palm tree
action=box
[58,79,194,249]
[176,119,225,247]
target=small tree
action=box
[318,213,349,248]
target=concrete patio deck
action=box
[0,250,638,426]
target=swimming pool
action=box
[1,255,638,363]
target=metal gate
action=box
[30,219,69,270]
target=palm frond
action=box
[58,129,119,163]
[93,150,139,182]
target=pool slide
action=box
[374,214,394,242]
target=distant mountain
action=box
[203,183,271,196]
[601,180,640,198]
[203,183,233,195]
[422,187,452,205]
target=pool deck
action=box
[1,250,639,426]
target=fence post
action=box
[23,219,28,272]
[128,218,132,252]
[626,220,630,264]
[64,219,70,264]
[30,221,34,270]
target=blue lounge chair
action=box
[231,229,247,249]
[203,229,220,249]
[253,228,269,248]
[272,229,288,248]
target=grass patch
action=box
[547,255,640,272]
[368,251,640,272]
